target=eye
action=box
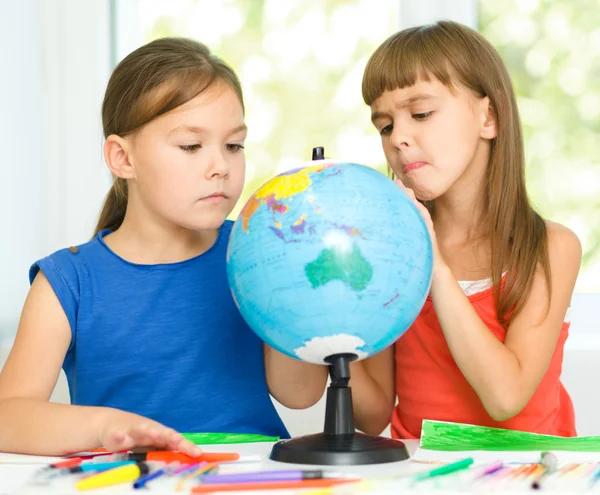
[412,112,433,121]
[379,124,393,136]
[226,143,245,153]
[179,144,201,153]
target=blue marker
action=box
[68,461,137,473]
[589,465,600,487]
[133,464,173,489]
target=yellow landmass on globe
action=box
[293,214,307,227]
[240,163,333,232]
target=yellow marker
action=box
[76,462,150,491]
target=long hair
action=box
[362,20,550,327]
[95,37,244,235]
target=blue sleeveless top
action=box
[29,221,289,438]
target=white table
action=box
[1,440,421,494]
[0,440,593,494]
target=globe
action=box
[226,159,433,365]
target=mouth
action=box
[199,192,229,204]
[402,162,428,174]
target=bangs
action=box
[362,25,456,105]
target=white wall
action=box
[0,1,47,338]
[0,0,112,343]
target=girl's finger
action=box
[106,431,134,451]
[129,424,154,444]
[153,429,177,448]
[111,431,126,444]
[166,430,183,446]
[174,438,203,456]
[144,426,161,441]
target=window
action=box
[114,0,400,218]
[480,0,600,293]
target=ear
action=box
[104,135,136,179]
[480,96,497,140]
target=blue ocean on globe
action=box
[226,160,433,364]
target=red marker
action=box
[49,457,82,469]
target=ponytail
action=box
[94,177,128,236]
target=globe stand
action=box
[269,353,410,465]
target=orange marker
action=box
[191,478,359,493]
[201,452,240,462]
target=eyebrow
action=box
[168,124,247,137]
[371,94,436,123]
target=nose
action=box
[390,125,414,151]
[206,149,230,179]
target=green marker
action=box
[414,458,474,482]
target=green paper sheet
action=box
[182,432,279,445]
[420,420,600,452]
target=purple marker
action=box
[201,470,332,484]
[172,463,201,476]
[474,461,504,479]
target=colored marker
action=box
[48,457,83,469]
[76,462,150,491]
[133,464,175,489]
[171,463,198,475]
[68,460,137,474]
[201,470,348,484]
[33,457,83,483]
[491,465,520,482]
[191,478,360,493]
[532,451,558,490]
[45,461,137,479]
[518,464,540,479]
[473,461,504,479]
[413,457,474,482]
[126,451,239,463]
[33,457,82,485]
[541,452,558,471]
[76,452,115,460]
[589,464,600,487]
[175,462,217,491]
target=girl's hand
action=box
[395,179,446,276]
[97,410,202,456]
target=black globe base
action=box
[270,350,411,465]
[270,431,409,465]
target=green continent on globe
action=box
[304,243,373,292]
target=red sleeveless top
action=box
[391,285,576,439]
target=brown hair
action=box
[95,37,244,235]
[362,20,550,327]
